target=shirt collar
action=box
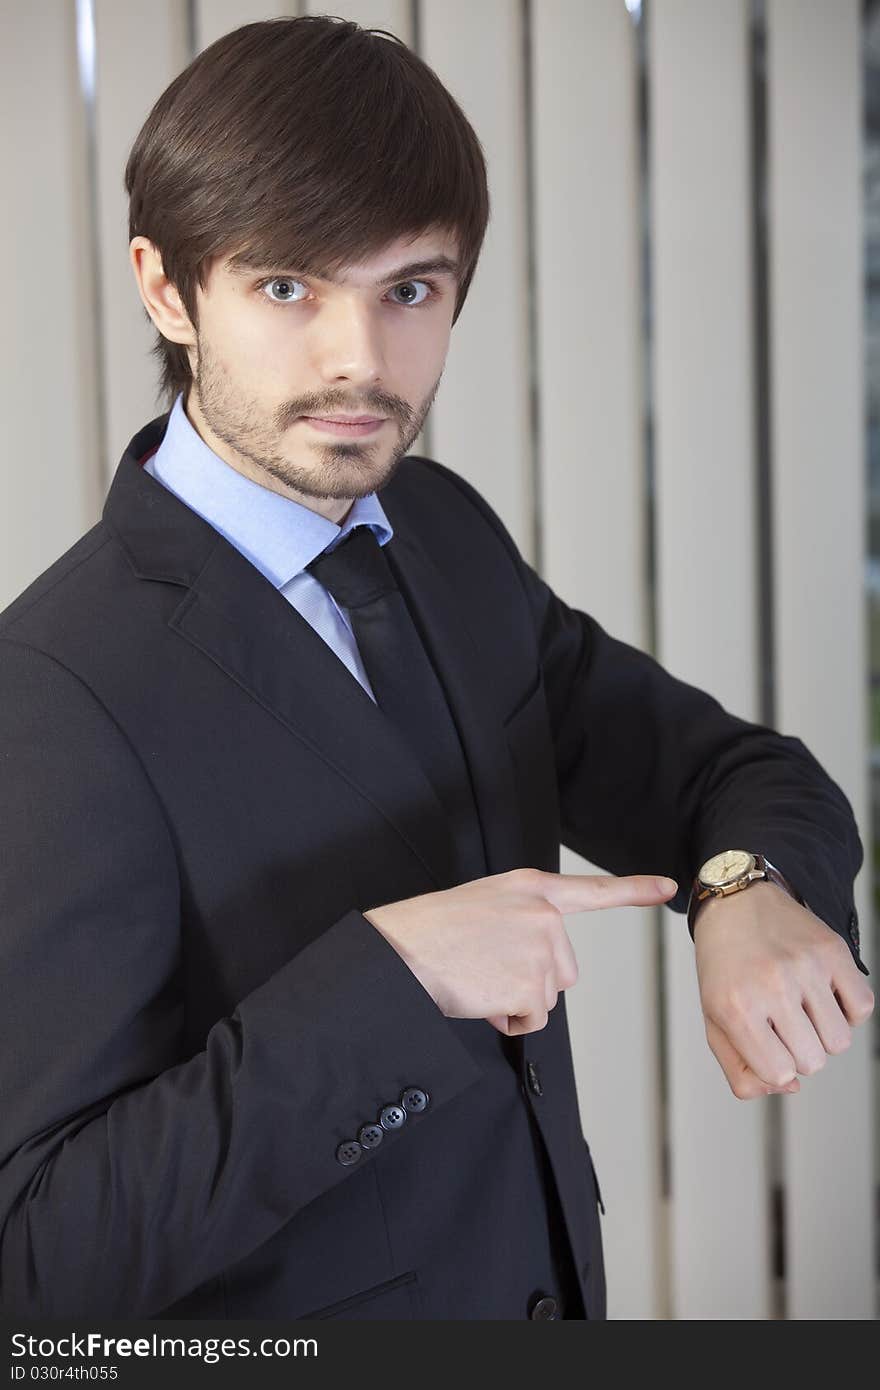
[146,392,394,589]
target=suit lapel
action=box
[172,533,463,889]
[104,415,527,897]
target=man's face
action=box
[131,229,460,523]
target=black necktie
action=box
[305,525,486,885]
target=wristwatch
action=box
[686,850,806,941]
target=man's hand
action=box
[363,866,678,1035]
[693,880,875,1099]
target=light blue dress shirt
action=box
[144,392,394,702]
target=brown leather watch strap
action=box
[760,854,807,908]
[687,853,806,941]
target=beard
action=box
[187,332,441,503]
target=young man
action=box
[0,16,871,1321]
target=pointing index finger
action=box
[536,871,678,914]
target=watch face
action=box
[699,850,755,887]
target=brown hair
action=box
[124,14,491,412]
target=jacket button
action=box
[528,1293,559,1320]
[401,1086,430,1113]
[335,1139,363,1167]
[848,908,860,949]
[526,1060,543,1097]
[379,1102,407,1130]
[358,1122,384,1150]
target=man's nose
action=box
[309,300,389,383]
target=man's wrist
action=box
[690,877,791,938]
[686,856,795,945]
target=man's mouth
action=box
[300,417,388,436]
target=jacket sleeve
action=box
[423,460,868,978]
[0,638,484,1318]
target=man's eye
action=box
[386,280,435,308]
[255,277,437,309]
[257,276,306,305]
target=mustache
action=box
[285,404,405,426]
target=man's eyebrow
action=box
[229,256,461,287]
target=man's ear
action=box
[129,237,196,350]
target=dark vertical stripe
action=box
[522,0,543,572]
[634,0,672,1320]
[186,0,197,60]
[749,0,786,1326]
[74,0,107,498]
[638,0,657,662]
[751,0,775,733]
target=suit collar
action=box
[103,410,216,587]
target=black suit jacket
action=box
[0,411,866,1320]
